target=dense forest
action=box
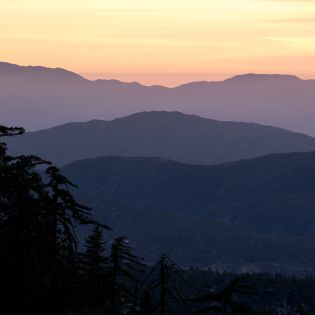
[1,125,315,315]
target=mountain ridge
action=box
[0,61,85,82]
[6,111,315,166]
[62,152,315,274]
[2,60,315,135]
[1,61,309,87]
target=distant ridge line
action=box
[0,61,310,88]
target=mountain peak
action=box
[226,73,301,82]
[113,111,207,124]
[7,110,315,167]
[0,61,85,81]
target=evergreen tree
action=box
[145,254,188,315]
[107,237,144,314]
[82,224,107,283]
[0,125,98,314]
[81,224,107,309]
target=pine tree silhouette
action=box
[81,224,108,309]
[107,237,144,314]
[145,254,188,315]
[0,125,100,314]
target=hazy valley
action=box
[2,61,315,136]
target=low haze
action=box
[2,62,315,135]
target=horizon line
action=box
[2,60,315,88]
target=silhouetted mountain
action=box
[0,61,84,82]
[61,152,315,274]
[1,61,315,135]
[6,111,315,166]
[225,73,300,83]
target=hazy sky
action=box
[1,0,315,86]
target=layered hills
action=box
[6,111,315,166]
[1,61,315,135]
[61,152,315,274]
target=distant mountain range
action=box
[62,152,315,274]
[1,61,315,135]
[6,111,315,166]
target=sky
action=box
[1,0,315,86]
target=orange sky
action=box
[1,0,315,86]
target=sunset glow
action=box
[1,0,315,86]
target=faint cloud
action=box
[266,18,315,23]
[264,36,315,44]
[261,0,315,1]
